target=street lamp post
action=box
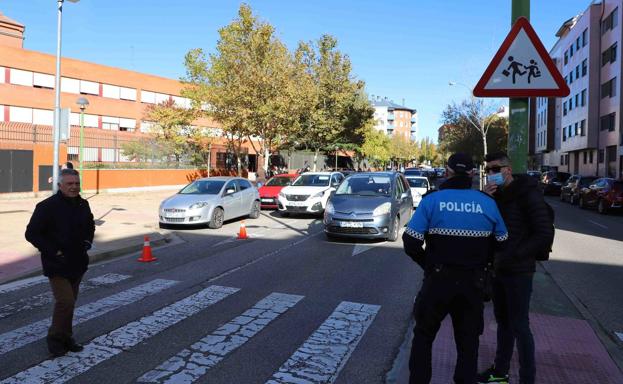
[335,145,339,171]
[76,97,89,185]
[52,0,80,193]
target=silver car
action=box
[323,172,413,241]
[159,177,260,228]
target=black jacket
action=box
[492,174,554,274]
[25,192,95,278]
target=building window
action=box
[580,119,586,136]
[590,151,594,163]
[563,101,567,116]
[569,97,573,111]
[581,89,587,106]
[560,155,564,164]
[602,7,618,34]
[601,77,617,98]
[574,122,579,136]
[583,151,587,164]
[582,59,587,76]
[575,93,579,107]
[599,149,605,163]
[570,44,574,57]
[602,43,617,66]
[600,112,616,131]
[575,65,580,79]
[576,36,581,50]
[564,51,569,65]
[563,126,567,141]
[582,28,588,46]
[569,71,574,83]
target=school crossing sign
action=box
[474,17,570,97]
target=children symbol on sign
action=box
[501,56,541,84]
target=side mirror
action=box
[225,188,235,195]
[430,185,437,191]
[400,192,409,200]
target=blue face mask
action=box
[487,172,505,186]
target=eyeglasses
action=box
[484,165,508,173]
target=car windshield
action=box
[335,175,392,196]
[580,177,598,186]
[404,170,423,176]
[292,174,330,187]
[179,180,225,195]
[407,178,428,188]
[265,176,292,187]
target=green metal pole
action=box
[79,110,84,191]
[509,0,530,173]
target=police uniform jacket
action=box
[25,191,95,279]
[402,175,508,271]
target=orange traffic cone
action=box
[237,220,249,240]
[138,235,157,262]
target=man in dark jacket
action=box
[478,152,554,384]
[403,153,508,384]
[25,168,95,357]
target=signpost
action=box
[474,1,569,172]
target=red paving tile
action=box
[429,308,623,383]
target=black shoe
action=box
[65,337,84,353]
[477,365,509,383]
[46,334,68,357]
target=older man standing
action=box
[26,168,95,357]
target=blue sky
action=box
[3,0,591,141]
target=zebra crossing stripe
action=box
[0,273,131,320]
[266,301,380,384]
[0,279,178,356]
[0,285,239,384]
[138,292,304,383]
[0,275,47,294]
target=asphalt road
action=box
[544,195,623,346]
[0,211,421,384]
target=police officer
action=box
[403,153,508,384]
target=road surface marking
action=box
[1,285,239,384]
[588,220,608,229]
[616,332,623,342]
[0,275,47,294]
[266,301,380,384]
[138,292,303,383]
[0,279,178,356]
[0,273,131,320]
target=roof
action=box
[370,99,416,113]
[0,12,24,28]
[555,16,579,37]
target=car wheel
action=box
[579,197,586,209]
[597,199,608,214]
[388,216,400,242]
[208,208,224,229]
[249,201,261,219]
[280,211,289,218]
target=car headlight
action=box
[312,190,326,198]
[325,202,335,215]
[372,202,392,217]
[189,202,209,209]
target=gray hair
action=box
[59,168,80,183]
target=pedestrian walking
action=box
[403,153,508,384]
[25,168,95,357]
[478,152,555,384]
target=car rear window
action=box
[265,176,292,187]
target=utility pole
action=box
[509,0,530,172]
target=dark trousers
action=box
[409,268,485,384]
[48,275,82,337]
[492,273,535,384]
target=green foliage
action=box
[361,128,391,166]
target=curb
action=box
[1,234,173,285]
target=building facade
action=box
[532,1,623,179]
[370,97,417,141]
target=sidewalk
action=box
[0,189,178,284]
[388,263,623,383]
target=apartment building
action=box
[370,97,418,141]
[532,1,623,179]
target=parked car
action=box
[324,172,413,241]
[560,175,598,204]
[405,176,431,208]
[258,174,298,209]
[277,172,344,216]
[578,178,623,214]
[435,168,446,177]
[159,177,260,228]
[540,171,571,195]
[403,168,426,177]
[527,170,542,180]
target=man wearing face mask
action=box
[477,152,554,384]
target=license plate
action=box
[165,212,184,218]
[261,198,273,203]
[287,201,307,207]
[339,221,363,228]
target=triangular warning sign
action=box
[474,17,570,97]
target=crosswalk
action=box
[0,274,381,384]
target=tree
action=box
[143,99,197,165]
[361,128,391,168]
[439,99,508,162]
[389,134,416,166]
[295,35,374,171]
[183,5,311,177]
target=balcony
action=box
[411,117,416,123]
[387,113,395,121]
[387,124,395,130]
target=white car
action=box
[406,176,431,208]
[277,172,344,216]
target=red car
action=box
[258,174,298,209]
[578,178,623,214]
